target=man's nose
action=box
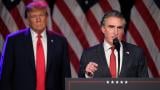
[114,28,118,35]
[36,16,41,22]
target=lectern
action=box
[66,78,160,90]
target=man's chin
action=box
[32,29,45,33]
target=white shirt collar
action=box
[103,40,122,51]
[30,28,47,39]
[103,40,113,51]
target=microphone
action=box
[113,38,120,76]
[113,38,120,51]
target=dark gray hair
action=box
[100,10,126,27]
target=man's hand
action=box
[85,62,98,77]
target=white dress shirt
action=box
[30,29,47,68]
[85,41,123,78]
[103,40,123,76]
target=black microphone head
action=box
[113,38,120,51]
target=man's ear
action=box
[25,18,30,27]
[101,26,105,34]
[25,18,28,23]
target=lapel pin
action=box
[125,51,129,55]
[51,40,54,43]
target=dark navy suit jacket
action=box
[0,28,71,90]
[78,42,148,78]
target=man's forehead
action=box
[104,17,125,25]
[105,16,123,21]
[29,8,47,12]
[27,8,47,15]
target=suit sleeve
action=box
[137,49,149,77]
[0,36,14,90]
[62,38,71,77]
[78,50,87,78]
[61,38,71,90]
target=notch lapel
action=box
[97,44,111,77]
[24,29,35,72]
[46,31,55,72]
[119,42,130,77]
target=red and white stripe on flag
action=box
[0,0,160,77]
[127,0,160,77]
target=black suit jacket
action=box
[78,41,148,78]
[0,28,71,90]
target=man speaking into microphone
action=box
[78,10,148,78]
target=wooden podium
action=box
[65,78,160,90]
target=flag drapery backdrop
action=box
[0,0,160,77]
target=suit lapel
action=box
[46,31,55,72]
[119,42,130,76]
[24,29,35,72]
[97,44,111,77]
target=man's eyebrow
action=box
[117,26,124,28]
[107,25,124,28]
[108,25,115,27]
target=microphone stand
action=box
[113,38,120,77]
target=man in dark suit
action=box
[0,1,71,90]
[78,10,148,78]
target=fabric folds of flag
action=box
[0,0,160,77]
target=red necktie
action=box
[36,35,45,90]
[110,47,116,78]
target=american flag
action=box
[0,0,160,77]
